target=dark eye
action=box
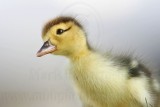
[56,29,64,35]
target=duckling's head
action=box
[37,16,90,57]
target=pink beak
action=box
[36,40,56,57]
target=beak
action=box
[36,40,56,57]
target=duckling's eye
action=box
[56,29,64,35]
[56,27,71,35]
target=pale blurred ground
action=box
[0,0,160,107]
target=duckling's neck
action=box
[68,47,92,61]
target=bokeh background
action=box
[0,0,160,107]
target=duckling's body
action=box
[37,16,160,107]
[70,51,159,107]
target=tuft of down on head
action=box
[42,16,83,37]
[37,16,91,58]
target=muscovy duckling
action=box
[36,16,160,107]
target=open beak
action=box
[36,40,56,57]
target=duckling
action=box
[36,16,160,107]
